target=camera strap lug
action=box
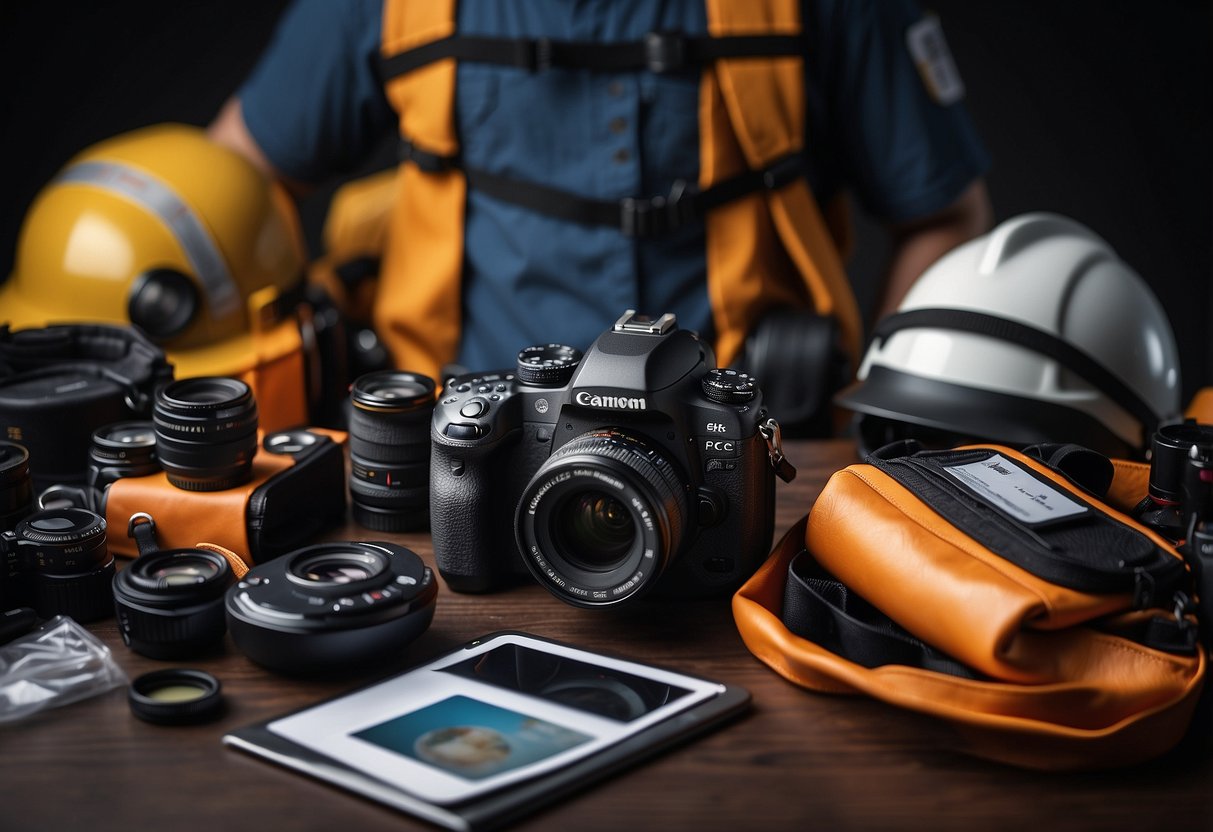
[127,512,160,557]
[760,417,797,483]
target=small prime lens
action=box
[153,377,258,491]
[113,547,234,659]
[0,440,34,532]
[16,507,114,622]
[348,371,435,532]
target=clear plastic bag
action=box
[0,616,128,723]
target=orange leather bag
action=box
[734,441,1206,770]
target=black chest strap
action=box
[380,30,803,79]
[400,139,806,239]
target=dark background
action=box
[1,1,1209,398]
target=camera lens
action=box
[87,420,158,503]
[290,549,383,585]
[113,546,234,659]
[0,440,33,532]
[15,507,114,622]
[554,491,636,571]
[1148,423,1213,503]
[225,541,438,675]
[153,377,259,491]
[516,430,688,606]
[348,371,435,532]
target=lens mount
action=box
[516,430,688,606]
[287,547,387,590]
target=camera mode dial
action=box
[700,369,757,405]
[516,344,583,387]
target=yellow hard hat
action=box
[1,123,307,383]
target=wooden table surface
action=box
[4,439,1212,831]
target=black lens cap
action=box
[128,669,224,725]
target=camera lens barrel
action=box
[14,508,114,622]
[88,420,159,496]
[348,371,435,532]
[153,377,259,492]
[516,430,688,607]
[0,440,34,532]
[112,547,234,659]
[225,541,437,675]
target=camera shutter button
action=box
[459,398,489,419]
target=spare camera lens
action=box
[1135,422,1213,540]
[225,541,437,676]
[113,546,236,659]
[87,420,159,506]
[516,430,689,607]
[8,507,115,622]
[348,371,435,532]
[0,441,33,533]
[153,377,259,491]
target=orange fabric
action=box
[378,0,463,383]
[376,0,862,378]
[236,319,308,432]
[1186,386,1213,423]
[104,428,346,564]
[733,444,1205,770]
[705,0,863,368]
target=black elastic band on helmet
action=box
[870,309,1163,439]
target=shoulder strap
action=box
[783,548,980,678]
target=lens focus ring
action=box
[153,377,259,492]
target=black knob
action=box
[516,344,582,387]
[701,369,757,405]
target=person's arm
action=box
[205,0,392,198]
[208,97,314,198]
[876,179,993,320]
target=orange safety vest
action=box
[377,0,863,384]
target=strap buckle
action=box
[620,179,699,238]
[398,138,458,173]
[644,31,687,73]
[527,37,554,71]
[761,154,804,191]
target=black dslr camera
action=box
[430,310,795,607]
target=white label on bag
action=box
[942,454,1087,525]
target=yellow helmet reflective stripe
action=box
[56,159,241,321]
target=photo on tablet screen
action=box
[352,695,592,781]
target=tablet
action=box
[223,631,750,831]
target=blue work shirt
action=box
[240,0,989,374]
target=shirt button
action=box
[612,148,630,164]
[608,80,625,97]
[609,117,627,134]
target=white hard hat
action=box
[837,212,1181,458]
